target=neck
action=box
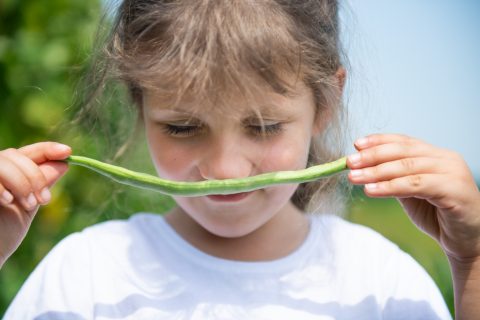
[165,202,310,261]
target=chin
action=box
[195,212,268,239]
[210,226,256,239]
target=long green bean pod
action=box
[64,155,348,197]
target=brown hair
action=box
[85,0,350,214]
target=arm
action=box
[346,133,480,320]
[448,253,480,318]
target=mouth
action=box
[206,191,254,202]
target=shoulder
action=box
[311,213,429,278]
[15,213,165,285]
[80,212,161,238]
[55,212,162,251]
[311,213,401,256]
[3,213,166,319]
[311,214,451,319]
[308,213,414,285]
[25,212,163,270]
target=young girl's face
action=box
[142,80,321,238]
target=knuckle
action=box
[31,170,47,189]
[364,148,378,164]
[385,180,394,190]
[369,165,380,178]
[17,180,34,196]
[407,174,422,188]
[400,158,416,172]
[40,141,55,152]
[400,138,413,148]
[1,173,33,197]
[360,167,372,179]
[10,183,32,198]
[366,134,380,144]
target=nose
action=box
[198,135,254,181]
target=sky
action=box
[341,0,480,178]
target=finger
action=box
[347,140,447,170]
[1,149,50,204]
[349,156,452,185]
[38,161,69,188]
[363,173,450,202]
[353,133,418,151]
[0,156,38,211]
[18,142,71,165]
[0,184,14,206]
[0,162,69,214]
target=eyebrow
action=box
[145,102,292,119]
[145,107,194,117]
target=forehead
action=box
[143,79,313,119]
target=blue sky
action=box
[342,0,480,178]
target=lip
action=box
[206,191,253,202]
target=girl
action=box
[1,0,479,319]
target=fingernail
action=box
[25,193,37,210]
[1,190,14,204]
[365,183,378,191]
[40,188,51,203]
[54,143,71,153]
[355,137,369,148]
[350,169,363,178]
[348,153,361,165]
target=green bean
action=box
[64,155,348,197]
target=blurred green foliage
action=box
[0,0,453,317]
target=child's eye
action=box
[161,122,283,138]
[248,123,283,137]
[163,124,202,137]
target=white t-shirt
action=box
[3,213,452,320]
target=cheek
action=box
[146,130,194,180]
[260,135,311,173]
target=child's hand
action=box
[347,133,480,262]
[0,142,71,268]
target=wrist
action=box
[447,254,480,271]
[447,254,480,284]
[446,254,480,320]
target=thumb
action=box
[18,142,72,165]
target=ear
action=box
[335,67,347,93]
[312,67,347,136]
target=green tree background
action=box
[0,0,454,316]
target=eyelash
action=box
[248,123,283,136]
[164,125,199,136]
[163,123,283,138]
